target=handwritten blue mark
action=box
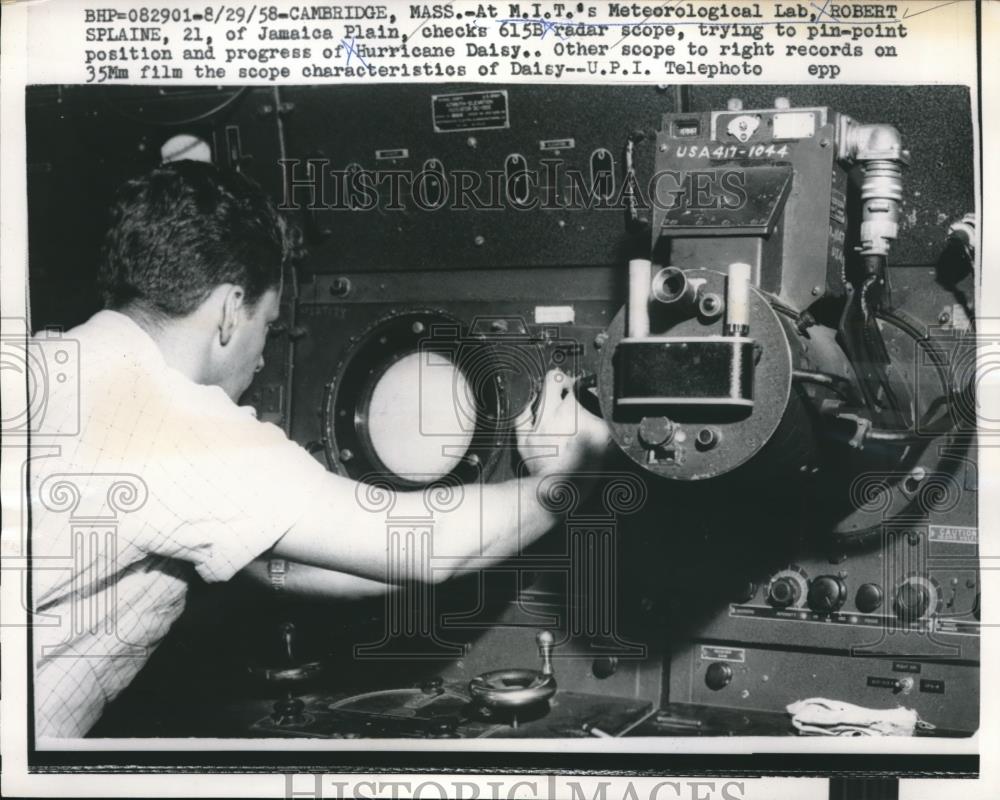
[811,0,843,23]
[538,18,566,40]
[340,37,370,68]
[495,15,900,32]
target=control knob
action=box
[767,570,807,609]
[807,575,847,614]
[705,662,733,691]
[855,583,884,614]
[894,578,935,622]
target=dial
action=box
[766,568,808,609]
[768,578,800,608]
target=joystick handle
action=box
[537,630,555,676]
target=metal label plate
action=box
[432,90,510,133]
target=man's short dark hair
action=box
[99,160,287,317]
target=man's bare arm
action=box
[270,471,559,585]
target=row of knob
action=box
[762,574,940,622]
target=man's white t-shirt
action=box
[29,310,330,740]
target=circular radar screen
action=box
[366,351,475,482]
[323,310,510,489]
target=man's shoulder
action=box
[32,309,267,441]
[33,309,148,379]
[40,308,129,344]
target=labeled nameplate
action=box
[432,90,509,133]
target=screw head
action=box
[329,277,352,297]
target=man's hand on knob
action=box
[515,368,612,477]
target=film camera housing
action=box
[598,103,968,538]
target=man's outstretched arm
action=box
[270,461,566,585]
[270,370,610,586]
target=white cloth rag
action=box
[786,697,935,736]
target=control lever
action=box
[538,629,554,676]
[281,621,295,663]
[247,620,323,683]
[271,692,306,726]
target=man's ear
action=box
[218,285,246,347]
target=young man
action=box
[28,161,609,739]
